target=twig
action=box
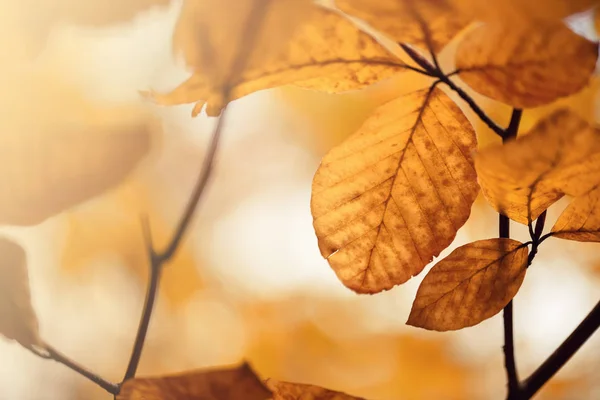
[122,107,229,381]
[521,299,600,398]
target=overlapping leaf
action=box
[551,185,600,241]
[456,22,598,108]
[475,109,600,224]
[266,379,365,400]
[148,0,405,116]
[0,238,42,349]
[407,239,528,331]
[311,83,479,294]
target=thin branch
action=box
[521,299,600,398]
[123,107,229,381]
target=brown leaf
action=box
[407,238,528,331]
[551,185,600,241]
[117,362,270,400]
[475,109,600,224]
[456,22,598,108]
[336,0,469,52]
[311,83,479,294]
[0,237,42,349]
[266,379,365,400]
[148,0,404,117]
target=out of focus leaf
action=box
[336,0,469,52]
[117,362,270,400]
[266,379,365,399]
[0,238,42,349]
[456,22,598,108]
[147,0,404,116]
[407,238,528,331]
[311,83,478,293]
[551,185,600,241]
[476,109,600,224]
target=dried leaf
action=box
[266,379,365,400]
[551,185,600,241]
[336,0,469,52]
[148,0,404,116]
[311,83,478,294]
[0,238,42,349]
[117,362,270,400]
[475,109,600,224]
[456,22,598,108]
[407,238,528,331]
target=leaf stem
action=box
[122,106,229,382]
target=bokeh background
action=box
[0,1,599,399]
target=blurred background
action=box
[0,1,599,399]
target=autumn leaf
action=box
[266,379,365,400]
[456,21,598,108]
[311,83,479,294]
[475,109,600,224]
[117,362,270,400]
[148,0,405,116]
[407,238,528,331]
[0,237,42,349]
[335,0,469,53]
[551,185,600,242]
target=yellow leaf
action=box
[117,362,270,400]
[475,109,600,224]
[551,185,600,241]
[0,237,42,349]
[311,83,479,294]
[336,0,470,52]
[149,1,405,117]
[456,22,598,108]
[266,379,365,400]
[407,238,528,331]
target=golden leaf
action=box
[456,22,598,108]
[266,379,365,400]
[0,237,42,349]
[117,362,270,400]
[311,83,479,294]
[475,109,600,224]
[551,185,600,241]
[336,0,470,52]
[148,1,404,117]
[407,238,528,331]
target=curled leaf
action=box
[456,22,598,108]
[0,237,42,349]
[551,185,600,242]
[117,362,270,400]
[407,239,528,331]
[266,379,365,399]
[475,109,600,224]
[311,83,478,293]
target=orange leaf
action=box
[551,185,600,242]
[266,379,365,400]
[407,238,528,331]
[311,83,478,293]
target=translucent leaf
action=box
[456,22,598,108]
[117,363,270,400]
[148,0,404,117]
[0,238,42,349]
[407,238,528,331]
[475,109,600,224]
[311,83,478,293]
[551,185,600,241]
[266,379,365,399]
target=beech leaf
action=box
[265,379,365,400]
[0,237,42,349]
[475,109,600,225]
[311,83,479,294]
[117,362,270,400]
[147,0,404,117]
[407,238,528,331]
[551,185,600,242]
[456,22,598,108]
[336,0,469,52]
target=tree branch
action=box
[122,106,229,382]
